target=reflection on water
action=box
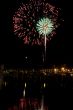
[8,97,48,110]
[0,70,73,110]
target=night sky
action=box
[0,0,72,67]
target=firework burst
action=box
[36,17,54,36]
[13,0,60,45]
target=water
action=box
[0,71,73,110]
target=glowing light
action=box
[44,83,46,88]
[61,67,65,72]
[43,71,46,75]
[5,82,7,87]
[54,68,58,73]
[23,89,25,97]
[70,74,73,77]
[25,56,28,59]
[36,17,54,36]
[67,69,70,72]
[25,82,26,88]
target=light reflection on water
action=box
[0,71,73,110]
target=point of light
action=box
[61,67,65,72]
[54,68,58,73]
[25,82,26,88]
[25,56,28,59]
[23,89,25,97]
[36,17,54,36]
[5,81,7,87]
[44,83,46,88]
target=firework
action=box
[36,17,54,36]
[36,17,54,54]
[13,0,60,46]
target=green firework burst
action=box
[36,17,54,36]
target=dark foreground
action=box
[0,71,73,110]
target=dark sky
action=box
[0,0,72,67]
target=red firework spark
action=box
[13,0,60,45]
